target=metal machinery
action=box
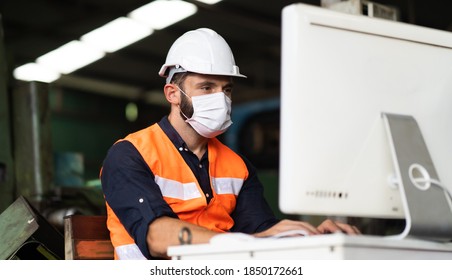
[0,16,106,259]
[322,0,399,21]
[0,14,13,214]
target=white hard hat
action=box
[159,28,246,83]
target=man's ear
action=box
[164,84,179,105]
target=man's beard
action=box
[179,90,194,120]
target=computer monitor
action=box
[279,4,452,240]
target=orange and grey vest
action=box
[105,123,249,259]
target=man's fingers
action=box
[317,219,361,235]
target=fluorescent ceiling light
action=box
[36,40,105,74]
[14,0,200,83]
[13,63,61,83]
[128,0,197,30]
[195,0,223,4]
[81,17,153,53]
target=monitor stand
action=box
[382,113,452,242]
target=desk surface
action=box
[168,233,452,260]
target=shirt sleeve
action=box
[101,140,178,259]
[230,156,280,233]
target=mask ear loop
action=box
[176,86,192,121]
[179,107,190,121]
[177,86,190,99]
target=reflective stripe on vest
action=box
[155,175,201,200]
[115,244,147,260]
[212,177,244,196]
[156,176,244,200]
[105,123,248,259]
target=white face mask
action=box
[179,87,233,138]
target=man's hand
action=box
[253,218,360,238]
[317,219,361,235]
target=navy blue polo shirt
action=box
[101,116,279,259]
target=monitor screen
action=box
[279,4,452,237]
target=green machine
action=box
[0,196,64,260]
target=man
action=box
[101,28,359,260]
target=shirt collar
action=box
[158,116,187,150]
[157,116,208,160]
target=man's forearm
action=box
[147,216,219,258]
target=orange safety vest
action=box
[105,123,249,259]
